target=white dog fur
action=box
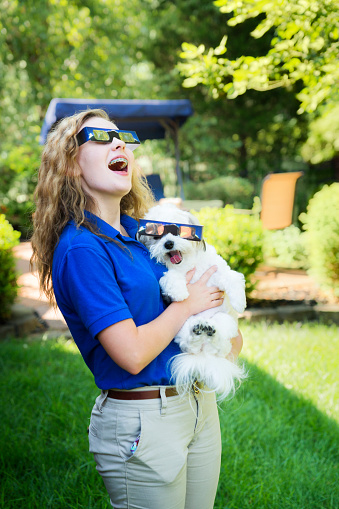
[138,203,247,400]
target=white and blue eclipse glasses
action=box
[76,126,140,151]
[138,219,203,241]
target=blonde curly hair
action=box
[31,108,155,305]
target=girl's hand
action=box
[184,266,224,316]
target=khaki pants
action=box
[88,387,221,509]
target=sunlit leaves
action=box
[301,104,339,163]
[0,0,160,227]
[179,0,339,115]
[0,0,151,147]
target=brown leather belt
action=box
[107,387,179,400]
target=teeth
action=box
[108,158,128,171]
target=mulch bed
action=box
[247,267,337,308]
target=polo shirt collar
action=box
[121,214,140,239]
[84,210,139,240]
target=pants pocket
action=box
[124,409,188,485]
[116,408,142,461]
[88,403,118,455]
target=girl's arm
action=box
[98,266,223,374]
[227,329,243,361]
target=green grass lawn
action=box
[216,321,338,509]
[0,321,338,509]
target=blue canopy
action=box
[40,98,193,143]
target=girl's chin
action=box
[115,184,133,198]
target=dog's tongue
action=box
[170,250,183,264]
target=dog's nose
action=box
[164,240,174,250]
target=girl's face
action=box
[76,116,135,204]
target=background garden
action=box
[0,0,338,508]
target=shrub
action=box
[195,205,264,294]
[263,225,309,269]
[299,183,339,298]
[0,214,21,323]
[0,143,41,239]
[184,176,254,209]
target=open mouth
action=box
[108,157,128,172]
[168,250,183,264]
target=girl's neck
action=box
[93,199,123,233]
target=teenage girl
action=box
[31,109,243,509]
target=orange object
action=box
[260,172,303,230]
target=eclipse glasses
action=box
[138,219,203,241]
[76,127,140,151]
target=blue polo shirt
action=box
[52,211,181,389]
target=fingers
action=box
[208,286,223,296]
[210,289,225,303]
[186,266,217,286]
[186,268,196,284]
[210,296,224,308]
[198,265,218,284]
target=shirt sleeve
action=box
[57,245,133,338]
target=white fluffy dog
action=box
[138,203,247,400]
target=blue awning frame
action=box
[40,98,194,199]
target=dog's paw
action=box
[223,272,247,313]
[192,323,216,337]
[228,292,247,313]
[176,320,214,353]
[189,321,220,355]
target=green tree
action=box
[0,0,328,221]
[178,0,339,115]
[140,0,308,184]
[0,0,153,144]
[301,103,339,180]
[175,0,339,195]
[0,0,157,232]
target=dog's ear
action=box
[136,231,148,243]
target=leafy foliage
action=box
[184,175,254,208]
[0,214,21,322]
[178,0,339,169]
[0,0,153,143]
[0,0,152,231]
[263,225,309,269]
[179,0,339,114]
[141,0,308,181]
[195,205,264,293]
[0,143,42,238]
[302,103,339,164]
[0,0,335,236]
[299,183,339,297]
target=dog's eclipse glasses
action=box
[138,219,203,241]
[76,127,140,151]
